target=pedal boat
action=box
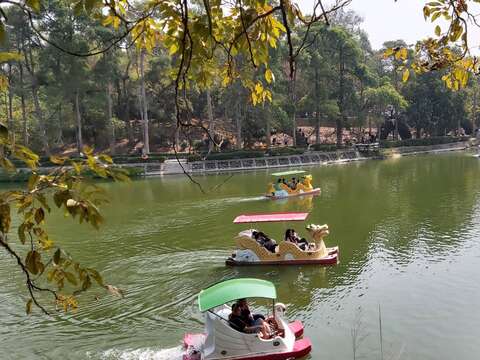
[226,212,339,266]
[266,170,320,200]
[183,278,312,360]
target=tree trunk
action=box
[32,85,49,155]
[106,83,115,154]
[25,45,49,155]
[235,102,242,150]
[337,46,345,146]
[265,106,271,149]
[206,89,214,152]
[314,66,321,144]
[7,64,14,144]
[74,90,83,154]
[473,81,478,135]
[139,50,150,155]
[19,63,28,146]
[291,79,297,147]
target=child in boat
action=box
[285,228,309,251]
[229,303,271,338]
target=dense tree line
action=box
[1,4,477,155]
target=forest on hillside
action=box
[2,3,478,156]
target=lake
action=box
[1,153,479,359]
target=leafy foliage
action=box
[386,0,480,90]
[0,125,128,314]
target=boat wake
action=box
[97,346,183,360]
[232,196,265,202]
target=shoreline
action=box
[155,141,470,176]
[0,141,470,182]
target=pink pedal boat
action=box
[182,278,312,360]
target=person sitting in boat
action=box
[237,298,265,324]
[274,179,283,192]
[228,303,271,338]
[252,231,278,253]
[285,228,309,251]
[289,177,297,190]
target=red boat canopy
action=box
[233,212,309,224]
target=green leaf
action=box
[53,249,61,265]
[0,23,6,45]
[85,0,98,11]
[0,157,15,173]
[26,251,40,275]
[82,275,92,290]
[26,0,41,12]
[18,223,26,244]
[0,202,10,233]
[26,299,33,315]
[435,25,441,36]
[87,268,104,287]
[53,191,66,208]
[64,272,78,286]
[27,174,39,191]
[0,123,8,141]
[73,1,84,16]
[34,208,45,224]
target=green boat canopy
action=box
[198,278,277,312]
[271,170,306,177]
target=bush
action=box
[110,155,166,164]
[203,150,264,161]
[380,136,470,148]
[267,147,305,156]
[187,154,202,162]
[309,144,341,152]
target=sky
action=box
[296,0,461,50]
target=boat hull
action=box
[226,247,338,266]
[183,336,311,360]
[265,188,321,200]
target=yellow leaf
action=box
[435,25,441,36]
[265,69,274,84]
[0,52,22,63]
[402,68,410,82]
[383,48,394,59]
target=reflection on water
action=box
[1,153,480,359]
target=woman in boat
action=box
[237,298,265,323]
[229,303,271,338]
[252,231,278,253]
[285,229,309,251]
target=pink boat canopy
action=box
[233,212,309,224]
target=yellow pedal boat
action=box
[226,212,338,266]
[266,170,321,200]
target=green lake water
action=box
[1,153,480,359]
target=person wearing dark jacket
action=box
[229,303,270,338]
